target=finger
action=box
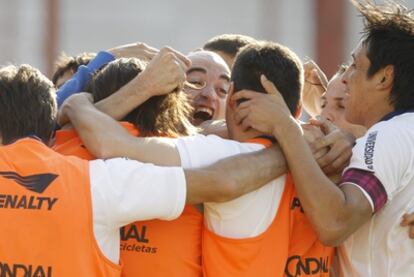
[322,148,352,175]
[316,142,344,168]
[236,99,253,110]
[163,46,191,67]
[137,42,159,53]
[231,90,260,102]
[409,226,414,239]
[260,74,278,95]
[321,143,352,172]
[240,116,252,132]
[309,118,324,127]
[320,119,338,134]
[311,129,343,150]
[312,148,328,160]
[233,106,249,125]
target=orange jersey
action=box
[202,138,333,277]
[0,138,120,276]
[54,123,203,277]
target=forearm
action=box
[275,125,366,245]
[94,74,152,120]
[186,145,287,204]
[222,145,287,198]
[65,99,181,166]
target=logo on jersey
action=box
[285,255,329,277]
[364,131,378,170]
[0,172,59,211]
[0,262,52,277]
[0,171,58,193]
[120,225,157,254]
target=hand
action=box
[131,47,191,98]
[108,42,159,61]
[309,118,355,175]
[401,212,414,239]
[58,92,93,126]
[302,123,328,160]
[302,60,328,117]
[232,75,298,137]
[199,119,229,138]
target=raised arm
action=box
[95,47,191,120]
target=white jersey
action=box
[339,113,414,277]
[90,158,186,263]
[175,134,285,238]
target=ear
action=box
[376,65,394,91]
[294,103,302,119]
[226,82,235,109]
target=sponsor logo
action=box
[290,197,304,213]
[0,195,57,211]
[120,225,157,254]
[0,262,52,277]
[285,255,329,277]
[0,172,58,211]
[0,172,57,194]
[364,131,378,170]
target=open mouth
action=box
[193,107,214,122]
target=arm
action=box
[60,93,181,166]
[232,75,373,246]
[184,145,286,204]
[56,51,115,107]
[94,47,191,120]
[301,60,328,117]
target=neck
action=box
[363,103,394,128]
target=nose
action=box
[200,85,217,99]
[341,68,350,85]
[321,107,334,123]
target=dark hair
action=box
[352,0,414,110]
[231,41,303,115]
[203,34,256,57]
[52,52,96,86]
[0,64,56,144]
[87,58,195,137]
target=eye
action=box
[185,80,206,90]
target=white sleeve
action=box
[175,134,262,168]
[88,158,186,263]
[175,134,284,238]
[90,158,186,228]
[345,119,414,201]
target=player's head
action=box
[343,0,414,126]
[0,64,57,145]
[185,51,231,126]
[88,58,195,137]
[52,52,96,88]
[227,41,303,139]
[203,34,256,68]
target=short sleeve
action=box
[344,118,414,202]
[89,158,186,229]
[175,134,263,168]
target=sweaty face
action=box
[185,51,231,126]
[321,74,366,137]
[342,42,378,127]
